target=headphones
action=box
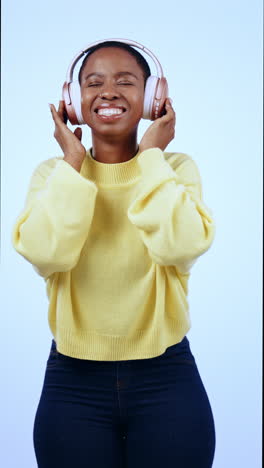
[62,38,168,125]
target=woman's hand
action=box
[139,98,176,153]
[49,101,86,172]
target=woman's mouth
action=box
[94,105,127,122]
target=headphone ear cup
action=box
[62,81,85,125]
[143,76,158,120]
[151,77,169,120]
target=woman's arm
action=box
[127,98,215,275]
[12,101,98,279]
[127,150,215,275]
[12,157,98,279]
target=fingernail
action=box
[169,98,173,104]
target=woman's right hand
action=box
[49,100,86,172]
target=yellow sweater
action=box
[12,147,215,361]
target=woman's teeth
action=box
[97,108,123,116]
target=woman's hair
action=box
[78,41,151,86]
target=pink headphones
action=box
[62,38,169,125]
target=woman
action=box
[12,40,216,468]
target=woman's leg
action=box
[33,340,125,468]
[122,337,216,468]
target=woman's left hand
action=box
[139,98,176,153]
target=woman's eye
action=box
[87,83,102,87]
[117,82,133,86]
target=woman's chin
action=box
[87,119,140,139]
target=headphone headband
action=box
[62,38,168,123]
[65,38,164,83]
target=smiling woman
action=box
[12,39,216,468]
[78,47,146,153]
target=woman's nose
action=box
[99,85,120,99]
[99,91,118,99]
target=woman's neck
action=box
[91,132,139,164]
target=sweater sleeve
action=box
[12,157,98,279]
[127,148,215,275]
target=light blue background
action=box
[1,0,262,467]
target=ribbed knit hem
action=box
[49,317,191,361]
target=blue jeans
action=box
[33,336,215,467]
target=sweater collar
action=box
[80,148,142,185]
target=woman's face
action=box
[79,47,145,139]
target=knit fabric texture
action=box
[12,147,215,360]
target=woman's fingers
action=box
[58,100,68,124]
[49,103,57,120]
[49,103,62,126]
[57,100,64,120]
[164,98,175,121]
[49,102,86,159]
[74,127,82,141]
[49,103,68,143]
[49,102,67,126]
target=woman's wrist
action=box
[63,153,85,172]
